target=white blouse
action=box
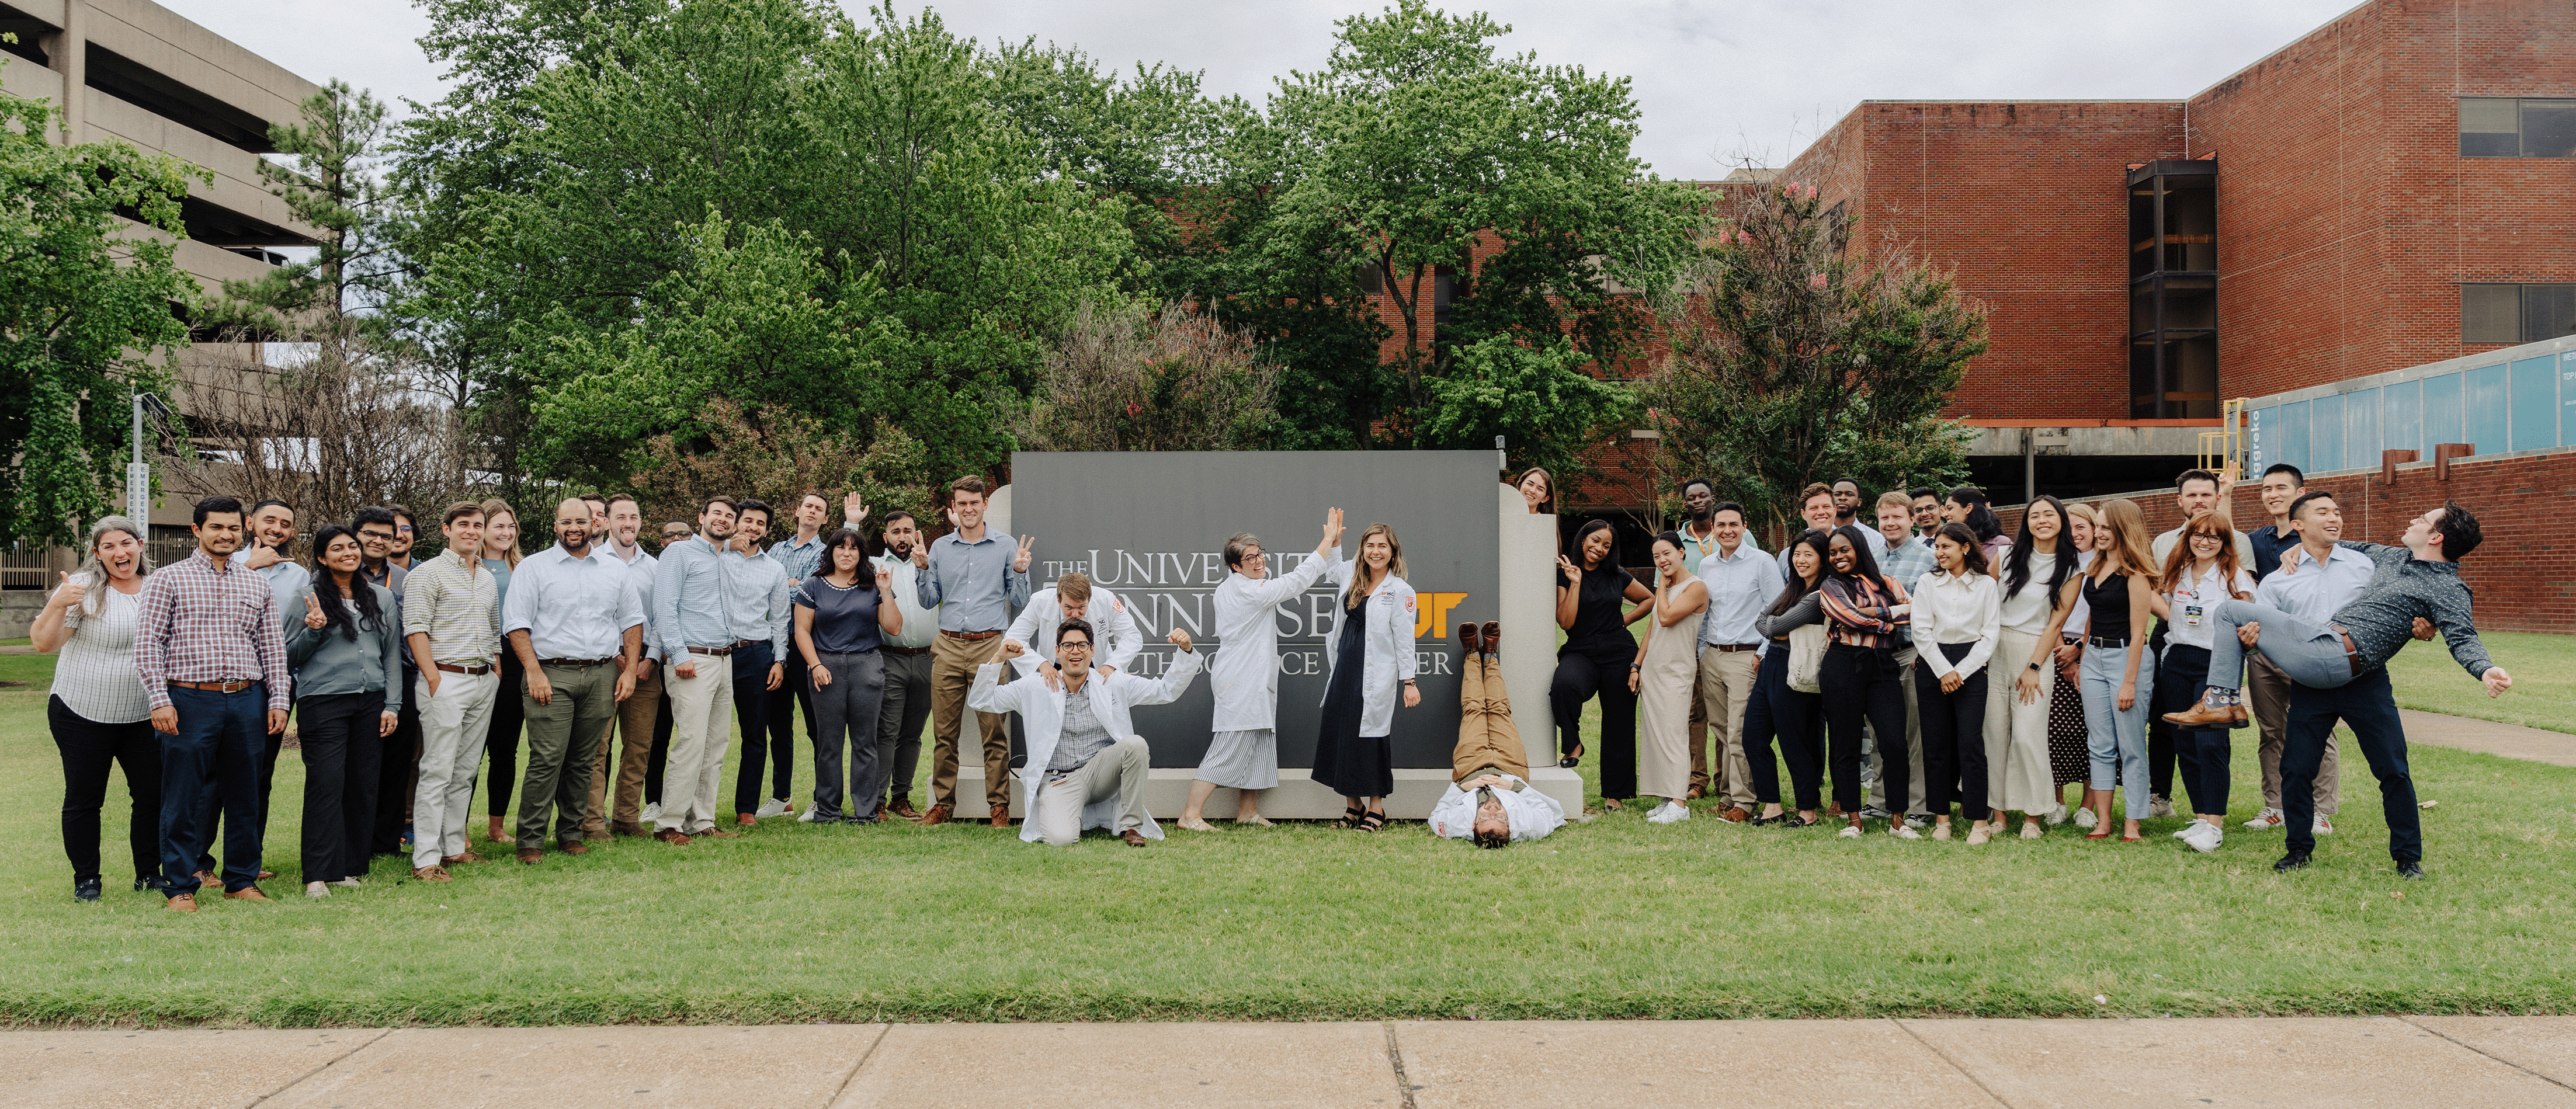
[2163,563,2258,651]
[1995,551,2058,635]
[50,578,150,724]
[1912,570,2001,679]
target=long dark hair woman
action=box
[1943,485,2011,570]
[794,527,904,823]
[282,523,404,897]
[1817,524,1917,839]
[1989,495,2078,839]
[1549,519,1653,809]
[1743,528,1834,826]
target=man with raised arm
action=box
[1176,509,1345,832]
[973,623,1203,846]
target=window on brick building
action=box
[1432,267,1457,328]
[2462,283,2576,344]
[2459,98,2576,158]
[2127,160,2218,418]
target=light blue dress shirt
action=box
[651,537,737,658]
[502,543,646,659]
[2253,544,2376,625]
[915,529,1030,634]
[1696,541,1785,651]
[724,548,791,653]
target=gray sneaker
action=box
[1858,805,1893,821]
[1904,815,1933,830]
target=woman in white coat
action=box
[1181,509,1345,830]
[1311,523,1419,830]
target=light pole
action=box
[128,391,152,526]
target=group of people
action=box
[1516,462,2511,876]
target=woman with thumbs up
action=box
[282,524,404,897]
[32,517,158,902]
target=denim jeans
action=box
[2080,642,2155,820]
[158,683,270,895]
[2283,668,2419,863]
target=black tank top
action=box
[2082,570,2131,634]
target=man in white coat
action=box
[1430,773,1565,847]
[1004,572,1141,680]
[971,621,1203,846]
[1178,509,1345,831]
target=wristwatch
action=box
[2028,661,2043,672]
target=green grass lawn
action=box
[1,637,2571,1028]
[2386,630,2576,735]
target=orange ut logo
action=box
[1412,592,1468,639]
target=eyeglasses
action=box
[358,530,395,541]
[662,530,690,540]
[396,524,414,533]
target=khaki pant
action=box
[2249,652,2339,814]
[412,669,499,870]
[929,632,1011,810]
[1452,655,1528,782]
[1033,735,1150,846]
[584,666,664,833]
[1867,644,1930,816]
[1695,646,1759,808]
[659,656,734,834]
[516,660,617,849]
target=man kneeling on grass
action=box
[1429,621,1565,847]
[969,620,1201,846]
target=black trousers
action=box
[2157,644,2230,816]
[1738,644,1822,809]
[1913,644,1989,818]
[482,652,527,818]
[1551,646,1638,799]
[766,658,815,800]
[296,691,385,884]
[48,697,162,885]
[372,680,421,856]
[2285,668,2419,863]
[1819,644,1907,816]
[646,682,672,806]
[731,643,787,815]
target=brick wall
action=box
[1994,448,2575,634]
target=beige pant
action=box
[1033,735,1150,846]
[585,666,664,832]
[412,669,499,869]
[928,632,1011,810]
[1984,628,2057,814]
[1452,655,1528,782]
[1695,646,1759,808]
[2249,652,2339,814]
[659,656,734,833]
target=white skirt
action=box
[1195,728,1278,789]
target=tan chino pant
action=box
[585,666,664,833]
[928,632,1011,811]
[1696,646,1759,809]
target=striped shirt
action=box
[133,549,290,712]
[51,578,149,724]
[768,531,827,588]
[401,548,502,666]
[725,548,791,652]
[1876,536,1938,646]
[1046,680,1117,774]
[1820,574,1907,651]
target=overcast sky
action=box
[166,0,2361,178]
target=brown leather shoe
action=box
[1480,621,1501,658]
[1120,829,1149,847]
[612,821,647,837]
[1457,622,1480,655]
[919,803,952,826]
[515,849,542,864]
[255,869,275,881]
[2163,700,2251,728]
[888,796,922,821]
[414,865,454,882]
[698,827,741,839]
[1685,783,1706,800]
[442,851,482,865]
[654,829,692,846]
[737,812,758,827]
[988,808,1011,828]
[165,892,197,912]
[224,885,272,902]
[195,870,221,889]
[559,841,590,856]
[1716,806,1752,823]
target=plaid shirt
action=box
[767,530,827,588]
[133,549,290,712]
[1876,536,1938,646]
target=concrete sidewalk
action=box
[5,1017,2573,1108]
[2401,709,2576,767]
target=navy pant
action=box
[2283,667,2418,863]
[1741,642,1823,809]
[158,683,270,896]
[765,658,814,801]
[731,643,789,815]
[2158,644,2230,816]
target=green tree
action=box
[0,56,204,545]
[211,80,405,333]
[1419,335,1636,478]
[1638,176,1987,543]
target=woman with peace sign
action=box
[30,517,158,902]
[282,524,405,898]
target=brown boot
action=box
[919,803,952,826]
[1457,622,1480,656]
[612,821,647,837]
[988,807,1011,829]
[559,840,590,856]
[1120,829,1149,847]
[1481,621,1501,659]
[2163,694,2251,728]
[888,795,922,821]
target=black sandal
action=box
[1558,742,1585,769]
[1781,814,1820,828]
[1332,801,1364,829]
[1356,810,1387,833]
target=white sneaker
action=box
[1837,823,1863,839]
[305,881,330,898]
[2313,815,2334,836]
[2148,794,2176,818]
[1647,801,1692,824]
[2243,807,2285,830]
[2073,806,2099,830]
[756,798,792,819]
[2182,820,2223,854]
[641,801,663,823]
[796,805,820,823]
[2171,822,2201,840]
[330,877,360,888]
[1888,822,1922,840]
[2044,804,2068,826]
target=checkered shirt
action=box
[132,549,290,712]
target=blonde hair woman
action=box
[2025,499,2158,842]
[2045,502,2101,822]
[1313,523,1418,830]
[477,496,525,845]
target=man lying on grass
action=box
[1429,620,1564,847]
[971,621,1200,846]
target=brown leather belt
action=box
[1709,643,1761,653]
[168,679,255,693]
[883,645,931,656]
[435,663,494,676]
[539,658,615,668]
[731,639,764,652]
[686,645,733,657]
[2335,627,2365,676]
[942,629,1001,641]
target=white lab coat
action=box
[1207,545,1342,732]
[967,649,1204,843]
[1004,586,1143,678]
[1427,774,1564,843]
[1317,564,1417,738]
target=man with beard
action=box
[865,503,939,819]
[384,504,419,573]
[650,496,748,844]
[585,494,667,838]
[227,499,305,877]
[501,498,645,861]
